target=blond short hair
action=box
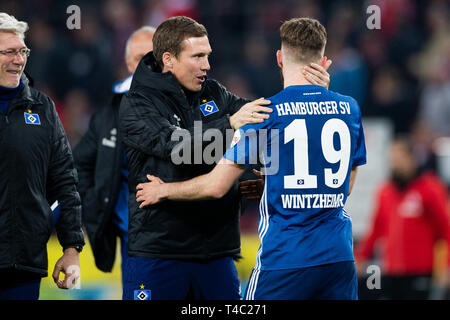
[280,18,327,64]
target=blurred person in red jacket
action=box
[355,136,450,299]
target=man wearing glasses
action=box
[0,12,85,300]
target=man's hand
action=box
[303,56,332,89]
[229,97,272,130]
[52,248,80,289]
[239,169,265,201]
[136,174,165,208]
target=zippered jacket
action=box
[0,76,84,276]
[119,52,248,260]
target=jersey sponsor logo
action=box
[24,112,41,125]
[200,100,219,116]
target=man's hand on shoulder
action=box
[229,97,272,130]
[303,56,332,89]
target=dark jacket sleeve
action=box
[72,112,99,224]
[46,98,85,249]
[214,80,251,154]
[120,91,182,159]
[120,90,245,161]
[120,80,250,161]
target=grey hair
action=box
[0,12,29,39]
[124,26,156,60]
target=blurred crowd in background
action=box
[1,0,449,299]
[1,0,448,149]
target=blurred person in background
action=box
[73,26,155,285]
[22,19,55,92]
[144,0,199,30]
[326,37,368,107]
[240,33,281,97]
[410,121,438,174]
[0,12,84,299]
[63,88,92,147]
[365,65,417,134]
[326,4,368,106]
[55,9,113,108]
[102,0,137,70]
[120,16,331,300]
[220,69,255,100]
[355,136,450,299]
[411,2,450,139]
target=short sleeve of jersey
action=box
[352,105,367,167]
[223,120,269,167]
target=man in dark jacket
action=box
[0,13,84,300]
[120,16,331,300]
[73,26,155,277]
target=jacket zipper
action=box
[5,104,37,270]
[5,86,42,270]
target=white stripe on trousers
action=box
[246,269,260,300]
[246,178,269,300]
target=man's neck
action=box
[0,79,23,97]
[281,63,316,89]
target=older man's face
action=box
[0,31,27,88]
[126,32,154,74]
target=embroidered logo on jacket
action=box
[199,100,219,116]
[24,112,41,125]
[134,284,151,300]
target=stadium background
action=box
[1,0,449,299]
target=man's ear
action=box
[125,58,134,75]
[276,49,283,68]
[162,52,174,71]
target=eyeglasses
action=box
[0,48,31,58]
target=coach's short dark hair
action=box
[153,16,208,67]
[280,18,327,63]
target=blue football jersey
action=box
[224,85,366,270]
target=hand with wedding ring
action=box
[229,97,273,130]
